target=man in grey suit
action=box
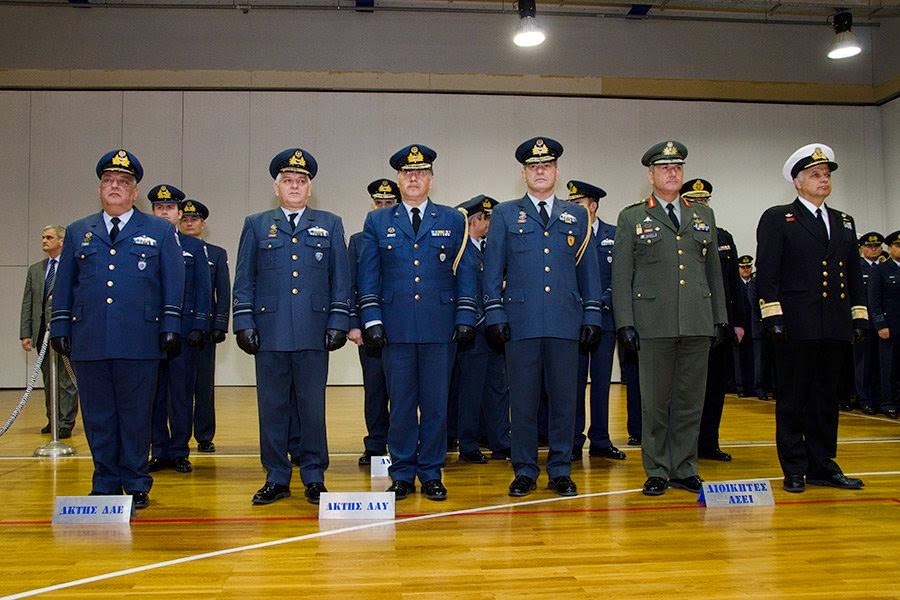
[19,225,79,438]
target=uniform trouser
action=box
[41,351,79,431]
[151,346,199,460]
[618,346,642,439]
[753,336,776,395]
[507,338,578,481]
[574,330,616,451]
[73,359,157,495]
[383,342,454,484]
[698,341,729,453]
[192,341,216,444]
[878,337,900,411]
[455,334,510,453]
[255,350,329,487]
[774,338,845,478]
[359,345,389,454]
[734,336,755,394]
[639,337,709,480]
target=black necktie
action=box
[538,201,549,226]
[109,216,121,243]
[43,259,56,304]
[479,239,486,253]
[411,207,421,234]
[288,212,298,232]
[815,208,829,241]
[666,203,680,230]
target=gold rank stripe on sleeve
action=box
[851,305,869,320]
[451,207,470,275]
[760,300,783,319]
[575,219,592,266]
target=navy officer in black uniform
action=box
[856,232,884,415]
[50,149,185,509]
[869,230,900,419]
[756,143,867,493]
[233,148,351,505]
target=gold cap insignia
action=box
[378,180,392,193]
[532,139,548,157]
[692,180,705,192]
[481,199,492,212]
[811,147,828,161]
[112,150,131,168]
[568,182,577,194]
[407,146,424,164]
[157,185,172,200]
[183,201,196,213]
[663,142,677,156]
[289,149,306,168]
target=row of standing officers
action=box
[47,138,882,508]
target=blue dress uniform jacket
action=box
[855,257,881,410]
[206,243,231,333]
[869,258,900,412]
[233,208,351,348]
[595,219,616,331]
[178,233,212,336]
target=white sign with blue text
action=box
[318,492,395,520]
[700,479,776,508]
[52,495,133,524]
[370,455,391,478]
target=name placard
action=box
[318,492,395,520]
[52,496,133,524]
[699,479,776,508]
[370,455,391,478]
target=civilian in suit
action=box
[147,185,212,474]
[233,148,351,506]
[612,141,728,497]
[565,180,626,462]
[868,230,900,419]
[179,199,231,453]
[348,179,399,466]
[357,144,478,501]
[755,143,867,493]
[20,225,79,438]
[734,255,756,397]
[50,149,185,509]
[483,137,602,498]
[856,232,884,415]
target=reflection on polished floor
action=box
[1,385,899,598]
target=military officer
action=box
[179,199,231,453]
[147,185,212,474]
[50,149,185,509]
[755,143,867,493]
[565,180,626,462]
[483,137,602,498]
[734,255,756,397]
[856,232,884,415]
[233,148,350,506]
[348,178,399,466]
[869,230,900,419]
[612,141,728,497]
[680,178,747,462]
[357,144,478,501]
[451,195,511,464]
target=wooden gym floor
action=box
[0,385,899,599]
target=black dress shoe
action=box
[570,447,583,461]
[547,476,578,497]
[58,428,72,439]
[147,457,173,472]
[304,482,327,505]
[446,438,459,451]
[252,482,291,505]
[421,479,448,501]
[508,475,537,497]
[174,457,193,473]
[642,476,668,496]
[589,445,627,460]
[807,473,864,490]
[884,408,898,419]
[197,441,216,453]
[627,436,641,447]
[386,480,415,500]
[783,474,805,493]
[129,491,150,509]
[699,448,733,462]
[839,402,853,411]
[491,448,511,460]
[758,392,770,401]
[669,475,703,494]
[459,449,488,464]
[860,404,877,415]
[41,424,51,434]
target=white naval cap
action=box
[782,143,838,182]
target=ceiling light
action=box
[514,0,545,48]
[827,11,861,60]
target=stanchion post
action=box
[34,338,75,458]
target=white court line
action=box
[6,469,900,600]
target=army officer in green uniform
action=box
[611,141,728,497]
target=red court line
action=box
[3,496,896,527]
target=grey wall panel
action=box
[0,92,31,268]
[123,91,184,210]
[2,266,30,388]
[881,98,900,228]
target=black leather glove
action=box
[852,327,866,345]
[186,329,207,349]
[617,326,640,352]
[362,324,387,349]
[485,323,510,352]
[160,331,181,357]
[325,328,348,351]
[711,323,729,349]
[764,320,787,342]
[579,324,602,349]
[210,329,227,344]
[50,336,71,357]
[452,324,476,346]
[236,328,260,355]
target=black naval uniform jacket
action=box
[755,198,867,341]
[716,227,748,329]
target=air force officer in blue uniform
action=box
[483,138,603,498]
[233,148,351,506]
[50,150,185,509]
[357,144,478,501]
